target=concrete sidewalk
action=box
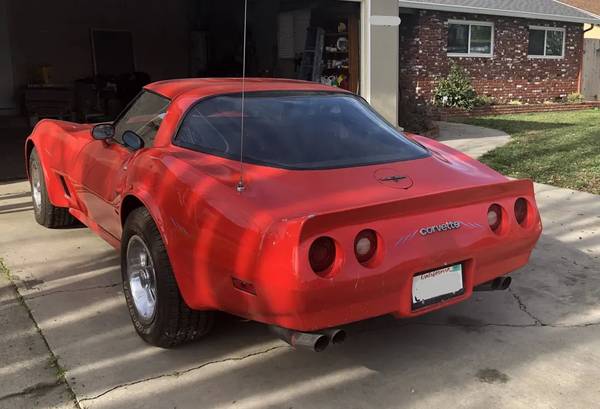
[1,122,600,408]
[436,121,511,159]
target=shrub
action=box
[475,95,495,107]
[508,100,523,106]
[433,63,478,110]
[567,93,584,104]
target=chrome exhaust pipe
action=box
[500,276,512,290]
[322,328,347,345]
[474,277,512,292]
[270,326,329,352]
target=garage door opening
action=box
[0,0,362,181]
[196,0,360,93]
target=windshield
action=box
[175,92,429,170]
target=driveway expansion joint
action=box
[0,258,82,409]
[0,381,62,402]
[78,345,290,403]
[23,282,121,300]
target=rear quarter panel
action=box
[123,148,276,313]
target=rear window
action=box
[174,92,429,170]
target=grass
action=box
[456,109,600,195]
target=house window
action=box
[528,26,565,58]
[447,20,494,57]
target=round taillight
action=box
[309,237,336,275]
[515,198,528,226]
[488,204,503,232]
[354,229,378,265]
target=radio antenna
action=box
[236,0,249,193]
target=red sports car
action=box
[26,79,542,351]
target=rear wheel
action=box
[29,148,76,228]
[121,207,214,348]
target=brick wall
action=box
[399,10,584,108]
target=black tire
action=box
[29,148,76,228]
[121,207,214,348]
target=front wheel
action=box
[121,207,214,348]
[29,148,76,228]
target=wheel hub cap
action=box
[126,236,157,323]
[31,162,42,209]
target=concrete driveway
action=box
[1,124,599,408]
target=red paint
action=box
[26,79,542,332]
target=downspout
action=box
[578,24,595,95]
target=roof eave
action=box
[398,1,600,25]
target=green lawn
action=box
[456,109,600,195]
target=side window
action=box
[447,20,494,57]
[113,91,170,147]
[528,26,565,59]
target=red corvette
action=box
[26,79,542,351]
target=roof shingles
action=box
[559,0,600,18]
[398,0,600,24]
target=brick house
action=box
[397,0,600,110]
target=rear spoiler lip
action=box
[298,178,536,241]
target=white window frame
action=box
[447,20,494,58]
[528,26,566,60]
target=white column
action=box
[366,0,401,125]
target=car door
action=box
[78,91,170,239]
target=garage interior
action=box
[0,0,361,181]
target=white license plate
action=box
[412,264,464,309]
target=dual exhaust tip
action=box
[270,326,346,352]
[474,276,512,292]
[273,276,512,351]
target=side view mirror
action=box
[92,123,115,140]
[122,131,144,151]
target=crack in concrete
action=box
[355,320,600,339]
[78,345,290,403]
[23,283,121,300]
[508,288,546,326]
[0,380,62,402]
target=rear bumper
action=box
[179,179,542,332]
[247,233,537,331]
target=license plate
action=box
[412,264,464,310]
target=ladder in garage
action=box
[298,27,325,83]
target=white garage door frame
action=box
[343,0,372,102]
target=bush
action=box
[433,63,478,110]
[567,93,584,104]
[475,95,495,107]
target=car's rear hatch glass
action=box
[174,91,429,170]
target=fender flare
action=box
[121,189,170,247]
[25,136,70,208]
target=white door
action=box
[0,0,15,113]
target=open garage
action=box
[0,0,401,181]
